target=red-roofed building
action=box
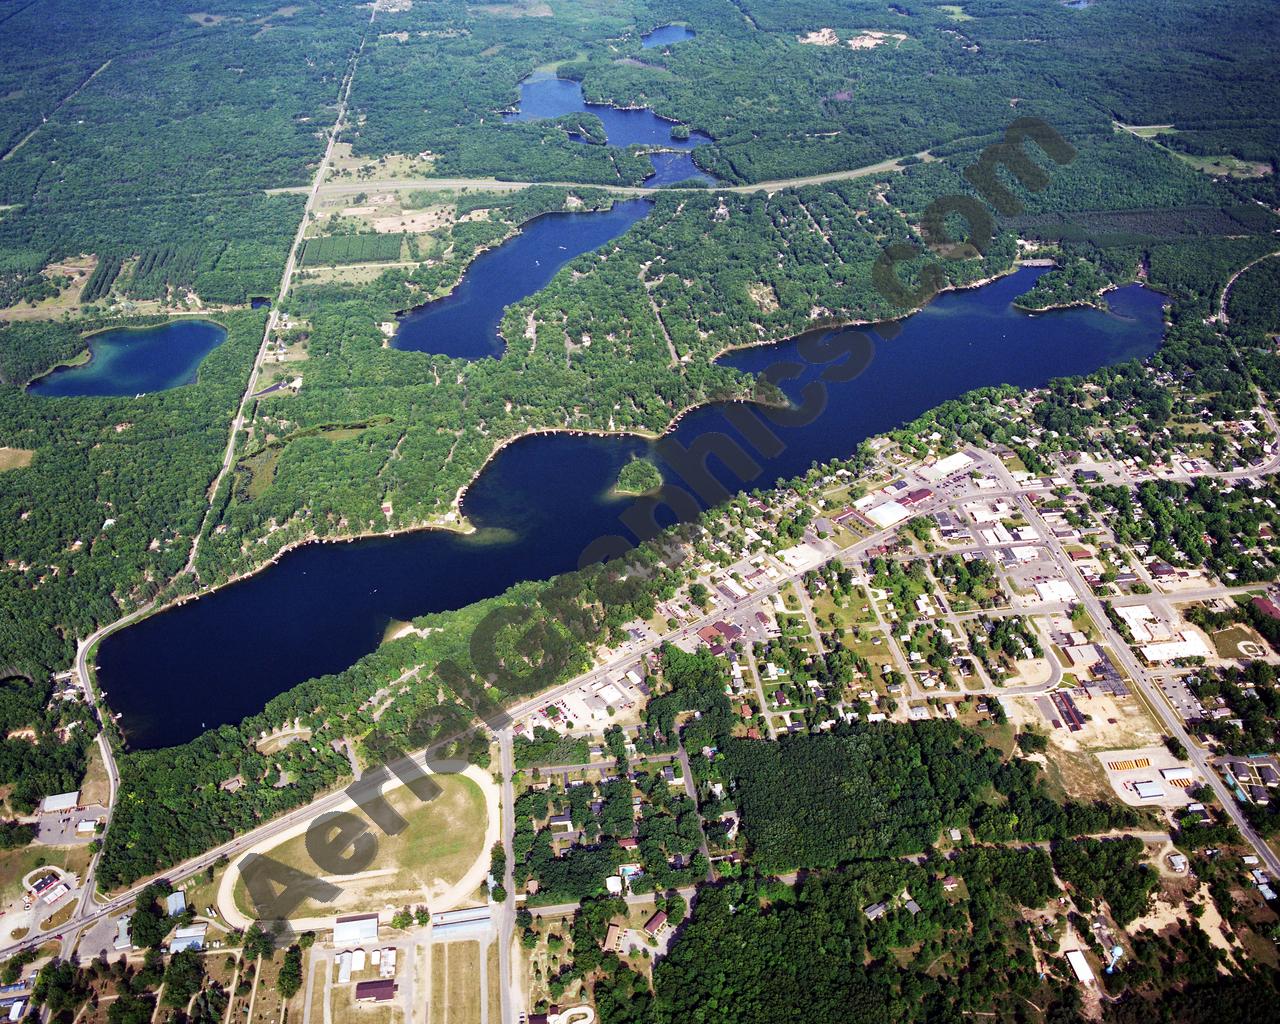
[1253,596,1280,621]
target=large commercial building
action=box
[333,913,380,946]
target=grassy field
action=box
[437,941,482,1024]
[1168,149,1271,178]
[0,844,90,914]
[486,941,501,1023]
[0,447,35,471]
[40,901,76,930]
[307,959,327,1024]
[237,447,280,501]
[429,943,447,1024]
[233,774,488,920]
[1210,623,1270,659]
[79,742,112,805]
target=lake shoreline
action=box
[389,194,634,348]
[98,267,1168,747]
[121,261,1056,638]
[26,318,229,397]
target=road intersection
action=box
[28,437,1280,986]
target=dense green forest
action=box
[614,457,662,495]
[0,675,97,813]
[616,864,1280,1024]
[0,1,351,311]
[1228,256,1280,334]
[724,722,1136,872]
[647,868,1067,1024]
[0,312,265,676]
[344,0,1280,186]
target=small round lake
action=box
[27,320,228,398]
[642,24,695,48]
[97,268,1166,749]
[394,199,653,359]
[503,72,714,187]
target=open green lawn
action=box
[0,844,90,913]
[1211,623,1270,659]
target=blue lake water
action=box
[97,266,1166,749]
[642,24,695,48]
[27,320,227,398]
[394,199,653,359]
[503,72,713,187]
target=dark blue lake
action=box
[503,72,713,187]
[394,199,653,359]
[97,266,1165,749]
[642,24,695,48]
[27,320,227,398]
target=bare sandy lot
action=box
[1096,744,1200,808]
[374,209,451,233]
[0,448,34,471]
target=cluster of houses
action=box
[863,888,922,922]
[1217,754,1280,806]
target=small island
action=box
[614,456,663,495]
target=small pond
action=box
[642,24,695,48]
[27,320,228,398]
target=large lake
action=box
[394,199,653,359]
[503,72,714,187]
[97,266,1165,749]
[27,320,227,397]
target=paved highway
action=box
[267,150,929,201]
[35,430,1280,970]
[977,450,1280,877]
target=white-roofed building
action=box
[169,924,207,954]
[921,452,973,482]
[865,501,911,528]
[40,791,80,814]
[1034,580,1076,603]
[333,913,380,946]
[1142,633,1213,663]
[1066,949,1095,985]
